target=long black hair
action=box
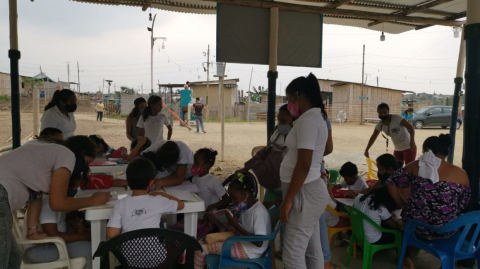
[142,95,162,121]
[156,141,180,170]
[229,172,256,194]
[376,154,401,171]
[65,136,97,187]
[45,89,75,111]
[360,186,397,212]
[129,97,147,119]
[423,134,452,157]
[88,135,111,154]
[285,73,327,119]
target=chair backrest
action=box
[328,169,341,185]
[268,203,282,231]
[344,205,383,244]
[366,158,379,180]
[93,228,202,269]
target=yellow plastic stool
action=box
[326,204,352,244]
[366,158,379,181]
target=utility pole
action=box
[214,62,227,161]
[77,61,81,93]
[106,80,113,103]
[377,76,379,87]
[204,45,210,121]
[102,79,105,95]
[248,67,253,100]
[148,14,167,94]
[360,44,365,124]
[141,83,144,94]
[40,66,47,106]
[64,61,70,87]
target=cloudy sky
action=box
[0,0,463,96]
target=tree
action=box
[249,85,268,102]
[22,77,42,92]
[120,86,136,94]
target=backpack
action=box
[244,132,287,190]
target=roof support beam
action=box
[205,0,464,27]
[142,0,152,11]
[415,11,467,30]
[325,0,356,9]
[368,0,453,27]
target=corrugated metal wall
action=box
[120,93,150,116]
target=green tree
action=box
[120,86,136,94]
[22,77,43,92]
[249,86,268,102]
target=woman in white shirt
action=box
[41,89,78,139]
[279,73,330,269]
[0,136,110,268]
[137,95,173,144]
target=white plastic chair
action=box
[335,110,347,123]
[11,210,87,269]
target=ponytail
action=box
[45,89,75,111]
[142,95,162,121]
[286,73,328,119]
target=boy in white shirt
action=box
[107,158,184,238]
[334,161,368,191]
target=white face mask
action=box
[277,124,292,136]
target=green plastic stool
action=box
[328,169,341,185]
[344,205,402,269]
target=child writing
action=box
[106,157,184,238]
[194,173,271,269]
[334,161,368,192]
[88,135,114,158]
[353,187,400,245]
[191,148,230,213]
[137,95,173,144]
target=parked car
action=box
[412,106,462,129]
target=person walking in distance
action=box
[96,101,105,122]
[192,97,206,134]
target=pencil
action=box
[94,184,101,193]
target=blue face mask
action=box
[277,124,292,136]
[232,195,248,213]
[67,189,78,198]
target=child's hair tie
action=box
[237,173,244,183]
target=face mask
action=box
[65,104,77,113]
[139,108,145,114]
[287,102,300,118]
[67,189,78,198]
[191,166,206,176]
[72,157,86,177]
[378,173,390,182]
[277,124,292,136]
[232,195,249,213]
[379,115,389,121]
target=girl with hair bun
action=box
[280,73,330,269]
[126,97,147,141]
[387,134,471,269]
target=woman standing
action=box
[0,136,110,268]
[387,134,470,269]
[41,89,78,139]
[126,97,147,142]
[279,73,329,269]
[365,103,416,165]
[137,96,172,143]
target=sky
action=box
[0,0,464,96]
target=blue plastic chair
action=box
[205,204,282,269]
[397,211,480,269]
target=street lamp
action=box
[148,14,167,94]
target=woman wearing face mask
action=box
[0,135,110,268]
[365,103,416,165]
[126,97,147,142]
[41,89,78,139]
[356,153,402,195]
[280,73,330,269]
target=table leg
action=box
[183,212,198,237]
[91,220,106,269]
[166,214,177,228]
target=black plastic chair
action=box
[93,228,202,269]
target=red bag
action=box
[366,179,378,187]
[111,147,127,158]
[332,188,350,198]
[83,174,113,190]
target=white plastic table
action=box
[89,164,128,174]
[80,187,205,269]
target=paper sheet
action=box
[164,181,200,193]
[116,174,127,180]
[164,189,197,201]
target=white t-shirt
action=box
[339,175,368,191]
[353,194,392,243]
[107,194,178,234]
[239,201,272,259]
[137,113,171,144]
[143,140,194,178]
[280,108,328,184]
[40,106,76,139]
[38,194,67,233]
[0,140,76,211]
[269,129,287,148]
[192,174,226,210]
[375,115,410,151]
[325,196,339,227]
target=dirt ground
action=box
[0,111,464,180]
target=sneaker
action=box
[195,131,199,134]
[202,130,206,133]
[333,238,347,247]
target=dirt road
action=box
[0,112,464,180]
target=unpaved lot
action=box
[0,112,464,180]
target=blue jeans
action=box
[0,184,22,269]
[320,213,331,263]
[195,116,205,132]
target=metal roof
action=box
[69,0,467,34]
[326,79,413,93]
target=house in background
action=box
[0,71,70,97]
[317,79,411,122]
[190,79,240,107]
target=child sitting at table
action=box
[126,136,152,162]
[106,157,184,238]
[194,173,271,269]
[191,148,230,213]
[89,134,114,158]
[353,186,400,245]
[334,161,368,191]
